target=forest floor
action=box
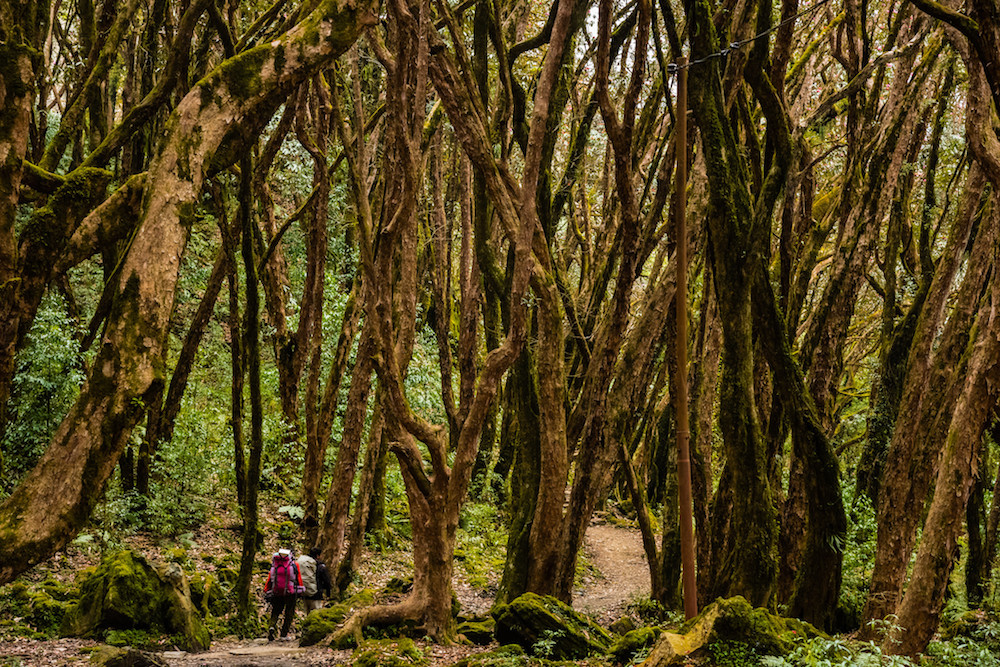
[0,518,649,666]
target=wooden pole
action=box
[675,55,698,620]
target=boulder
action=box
[299,604,352,647]
[27,590,70,635]
[492,592,612,659]
[456,617,495,645]
[640,596,824,666]
[62,551,210,652]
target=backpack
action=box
[267,553,302,596]
[297,555,318,597]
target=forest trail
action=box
[574,521,650,621]
[162,521,648,666]
[0,522,647,666]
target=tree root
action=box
[330,596,424,647]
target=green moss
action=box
[352,638,427,667]
[188,572,227,617]
[381,576,413,596]
[298,590,375,646]
[492,593,612,659]
[456,618,495,645]
[670,597,824,658]
[610,627,660,664]
[0,43,37,100]
[9,581,30,603]
[27,591,68,636]
[40,576,77,602]
[453,644,527,667]
[706,639,762,666]
[166,547,188,564]
[61,550,210,652]
[277,521,296,542]
[300,604,351,646]
[218,45,270,100]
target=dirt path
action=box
[574,521,650,622]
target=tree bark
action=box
[862,164,995,628]
[0,40,35,446]
[686,0,778,605]
[886,230,1000,655]
[235,154,264,630]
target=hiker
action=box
[301,547,332,613]
[264,548,304,641]
[296,549,319,614]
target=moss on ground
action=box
[352,637,427,667]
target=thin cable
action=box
[667,0,834,71]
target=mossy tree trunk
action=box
[865,25,1000,639]
[302,282,361,546]
[966,475,987,609]
[235,154,265,631]
[862,164,995,629]
[885,232,1000,655]
[0,36,36,463]
[0,0,375,585]
[328,0,567,638]
[136,249,227,495]
[684,0,779,606]
[496,348,541,604]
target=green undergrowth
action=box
[456,502,508,589]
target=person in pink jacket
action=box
[263,548,304,640]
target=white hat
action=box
[278,548,291,556]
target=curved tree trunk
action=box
[0,0,374,584]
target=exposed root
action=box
[331,596,423,648]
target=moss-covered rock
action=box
[300,604,352,646]
[27,590,69,635]
[62,551,210,652]
[492,592,612,659]
[640,596,825,666]
[610,616,637,635]
[9,581,30,604]
[456,617,495,645]
[611,627,660,664]
[941,610,989,641]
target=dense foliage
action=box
[3,0,1000,661]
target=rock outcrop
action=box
[61,551,210,651]
[640,596,824,666]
